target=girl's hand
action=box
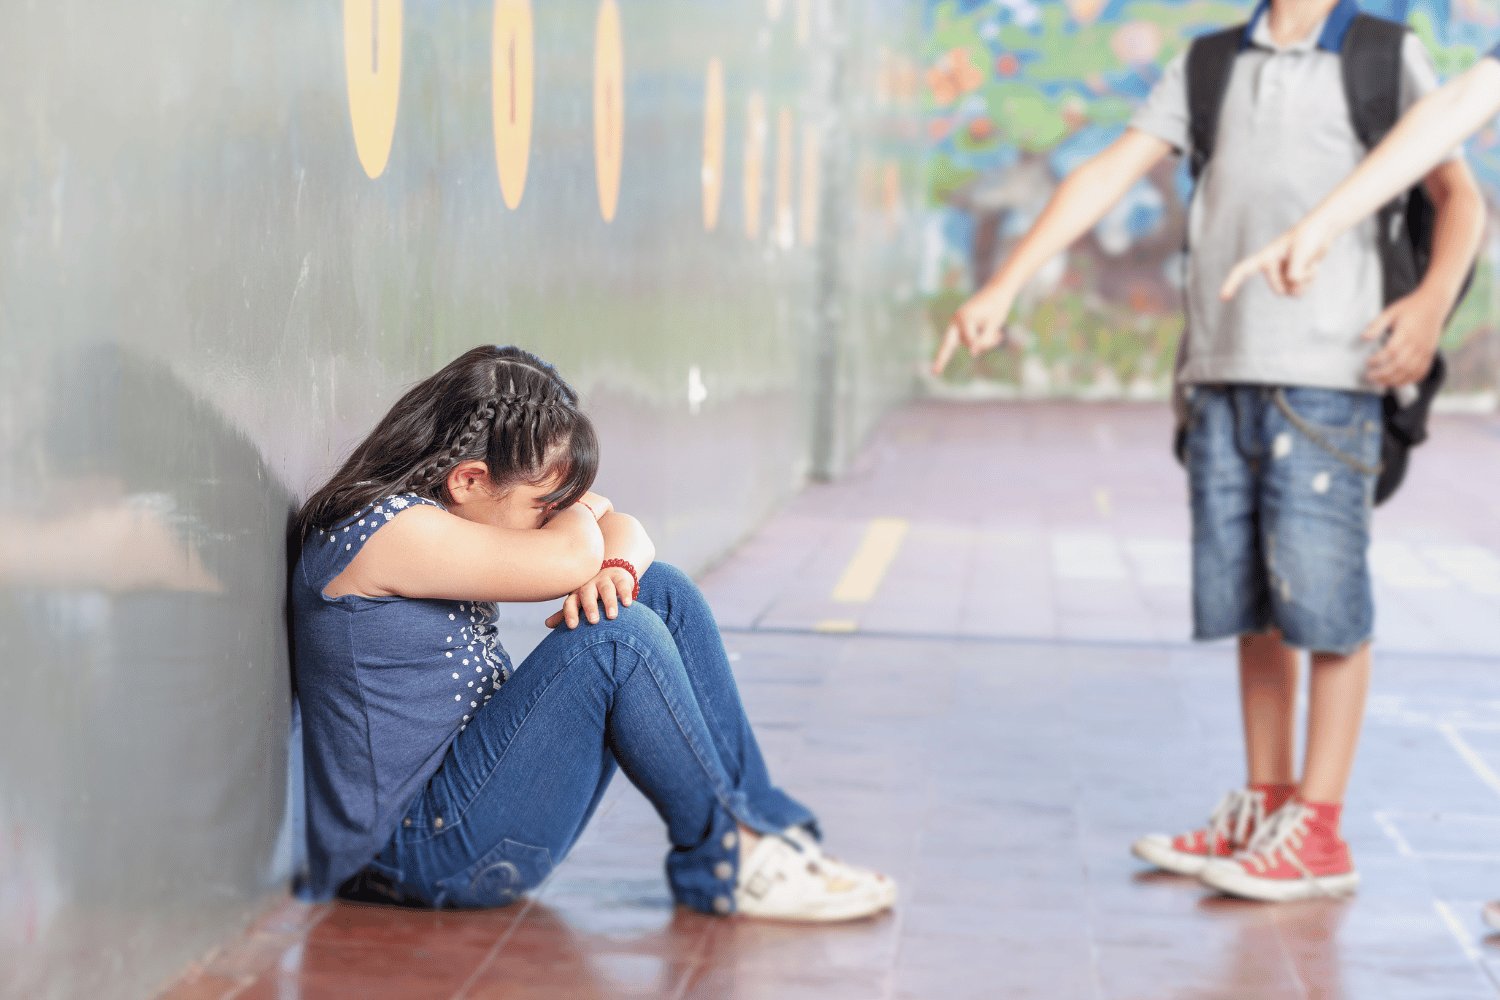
[545,564,636,629]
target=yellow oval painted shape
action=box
[743,91,766,240]
[492,0,534,210]
[702,58,725,232]
[343,0,403,179]
[798,121,819,246]
[593,0,625,222]
[773,107,794,248]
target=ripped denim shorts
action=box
[1184,384,1382,656]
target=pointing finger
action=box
[1220,256,1262,300]
[932,321,962,375]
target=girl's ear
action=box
[444,460,493,504]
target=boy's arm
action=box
[1363,156,1485,387]
[1221,57,1500,299]
[931,128,1173,374]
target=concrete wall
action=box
[0,2,921,997]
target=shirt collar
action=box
[1240,0,1360,53]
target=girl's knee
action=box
[552,600,675,659]
[641,561,692,595]
[639,563,710,618]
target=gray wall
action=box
[0,2,921,997]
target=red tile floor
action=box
[160,401,1500,999]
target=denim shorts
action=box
[1184,384,1382,655]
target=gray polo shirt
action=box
[1131,7,1449,393]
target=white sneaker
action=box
[734,833,896,922]
[781,826,898,910]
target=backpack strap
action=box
[1185,26,1245,181]
[1339,12,1456,506]
[1339,13,1405,150]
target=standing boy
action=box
[934,0,1484,901]
[1219,40,1500,922]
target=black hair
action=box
[295,345,598,541]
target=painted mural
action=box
[923,0,1500,400]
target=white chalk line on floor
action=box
[1423,724,1500,991]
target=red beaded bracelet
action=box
[578,500,597,519]
[601,558,641,600]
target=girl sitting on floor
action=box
[292,344,895,921]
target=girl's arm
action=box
[931,129,1173,374]
[330,502,604,603]
[600,511,655,581]
[545,510,656,629]
[1222,57,1500,299]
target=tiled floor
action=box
[160,401,1500,999]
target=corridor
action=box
[159,401,1500,999]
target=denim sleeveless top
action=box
[292,493,512,899]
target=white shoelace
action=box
[1237,802,1347,897]
[1203,787,1267,853]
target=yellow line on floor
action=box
[830,517,909,603]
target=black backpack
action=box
[1183,14,1473,504]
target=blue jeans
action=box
[1185,384,1382,655]
[366,563,814,915]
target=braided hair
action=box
[296,346,598,540]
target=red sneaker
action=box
[1132,785,1292,876]
[1199,800,1359,901]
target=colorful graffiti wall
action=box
[923,0,1500,401]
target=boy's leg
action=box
[1133,385,1288,874]
[1198,386,1379,901]
[1300,643,1371,803]
[1258,384,1381,804]
[1239,631,1298,787]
